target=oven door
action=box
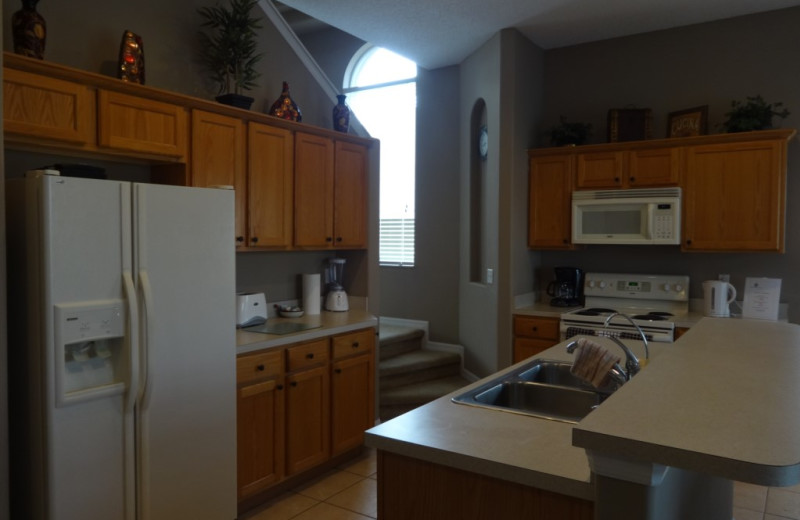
[572,200,650,244]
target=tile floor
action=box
[240,448,800,520]
[240,448,378,520]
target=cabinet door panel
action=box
[237,378,285,499]
[334,141,368,248]
[332,353,374,455]
[3,68,95,145]
[248,123,294,248]
[628,147,680,187]
[683,140,784,251]
[285,365,330,475]
[528,155,574,249]
[513,338,556,364]
[294,132,335,247]
[191,110,246,245]
[576,151,624,189]
[98,90,187,158]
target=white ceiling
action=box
[277,0,800,69]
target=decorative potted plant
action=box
[549,116,592,146]
[197,0,262,110]
[721,95,790,133]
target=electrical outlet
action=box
[718,274,730,282]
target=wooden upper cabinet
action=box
[577,148,680,189]
[294,132,336,248]
[333,141,368,248]
[98,90,188,159]
[682,138,787,252]
[248,123,294,248]
[3,68,95,146]
[190,109,246,245]
[528,153,574,249]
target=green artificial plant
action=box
[549,116,592,146]
[721,95,790,133]
[197,0,263,95]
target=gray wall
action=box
[537,7,800,324]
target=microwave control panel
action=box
[653,204,676,241]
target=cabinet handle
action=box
[251,237,258,243]
[256,364,265,371]
[236,236,244,243]
[334,368,342,374]
[306,353,315,359]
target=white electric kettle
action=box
[702,281,737,317]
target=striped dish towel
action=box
[569,337,621,388]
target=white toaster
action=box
[236,292,267,327]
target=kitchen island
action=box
[366,317,800,519]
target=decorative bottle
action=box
[332,94,350,133]
[269,82,302,122]
[12,0,46,59]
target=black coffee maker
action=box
[546,267,584,307]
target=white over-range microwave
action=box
[572,187,681,245]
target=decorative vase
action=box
[269,82,302,122]
[332,94,350,133]
[118,30,145,84]
[12,0,46,60]
[215,93,254,110]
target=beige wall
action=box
[538,6,800,324]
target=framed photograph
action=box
[667,106,708,138]
[607,108,652,142]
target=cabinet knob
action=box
[614,177,620,183]
[326,237,333,242]
[335,368,342,374]
[306,353,315,359]
[532,327,538,332]
[629,176,636,183]
[291,381,298,387]
[563,238,569,244]
[276,384,284,390]
[686,239,692,245]
[352,342,360,348]
[336,237,343,243]
[256,364,265,371]
[236,236,244,243]
[251,237,258,243]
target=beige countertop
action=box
[574,317,800,487]
[236,310,377,354]
[366,316,800,498]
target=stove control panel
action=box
[584,273,689,301]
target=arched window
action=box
[344,45,417,266]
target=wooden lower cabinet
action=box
[378,451,593,520]
[513,315,560,363]
[236,327,376,506]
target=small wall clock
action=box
[478,125,488,160]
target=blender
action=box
[325,258,349,311]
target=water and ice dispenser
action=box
[54,301,127,406]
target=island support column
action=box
[589,452,733,520]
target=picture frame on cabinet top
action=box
[667,105,708,138]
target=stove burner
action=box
[575,307,617,316]
[631,314,667,321]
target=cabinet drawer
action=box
[513,338,556,363]
[513,315,559,340]
[287,338,329,371]
[237,350,282,385]
[332,328,374,359]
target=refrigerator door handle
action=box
[122,270,139,520]
[137,268,155,518]
[138,269,154,406]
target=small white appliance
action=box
[237,292,267,327]
[325,258,349,312]
[6,172,237,519]
[702,280,737,317]
[572,187,681,245]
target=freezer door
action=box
[133,183,237,520]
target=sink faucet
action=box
[601,312,649,379]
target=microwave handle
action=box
[646,203,654,239]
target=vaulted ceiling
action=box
[275,0,800,69]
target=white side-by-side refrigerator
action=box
[6,171,237,520]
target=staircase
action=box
[378,323,472,422]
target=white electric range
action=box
[560,273,690,344]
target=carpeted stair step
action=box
[379,349,461,390]
[379,324,425,360]
[379,374,472,422]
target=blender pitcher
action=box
[325,258,349,311]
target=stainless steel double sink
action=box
[451,358,621,423]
